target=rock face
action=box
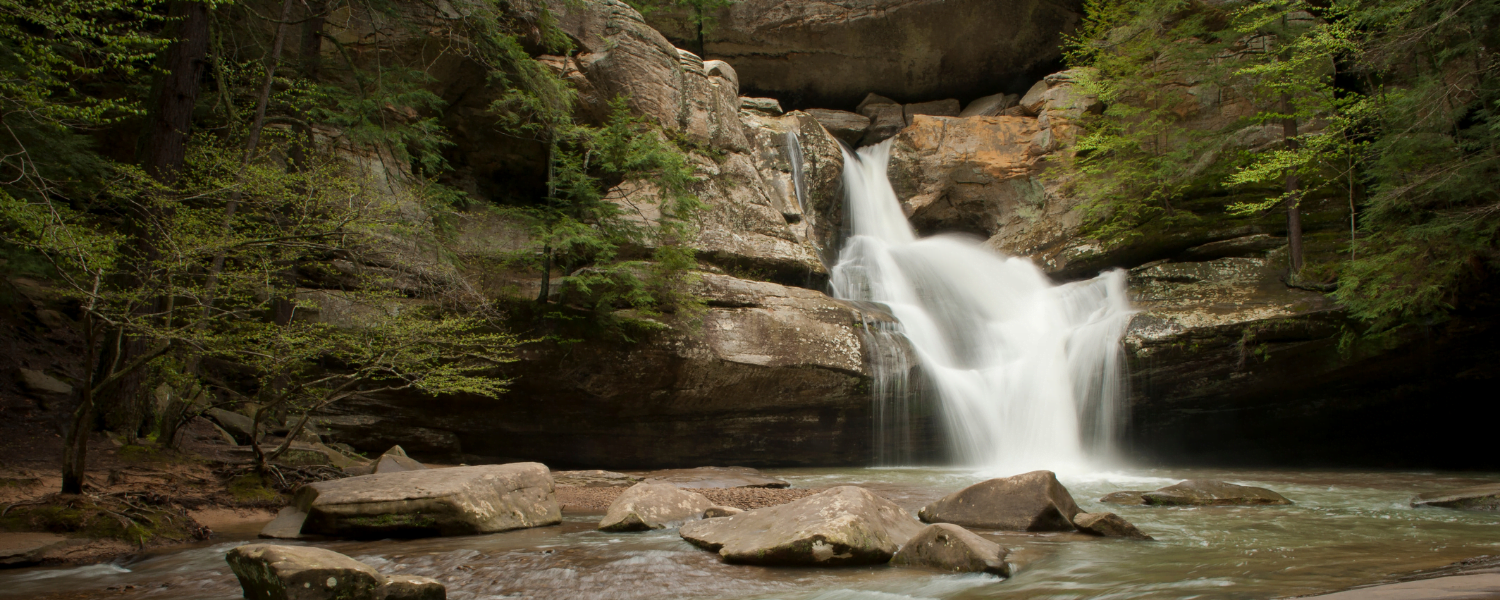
[643,0,1084,108]
[322,273,882,468]
[1073,512,1153,540]
[599,483,716,531]
[226,544,444,600]
[919,471,1081,532]
[1142,480,1292,506]
[290,463,561,538]
[1412,484,1500,511]
[890,523,1010,575]
[679,486,922,565]
[642,466,790,489]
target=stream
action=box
[5,467,1498,600]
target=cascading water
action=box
[829,140,1135,473]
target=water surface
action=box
[5,468,1497,600]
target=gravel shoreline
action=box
[556,485,825,512]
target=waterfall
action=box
[829,141,1134,473]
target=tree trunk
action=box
[288,0,327,171]
[142,0,211,183]
[536,245,552,304]
[1281,92,1303,275]
[60,318,102,495]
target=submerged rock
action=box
[599,483,716,531]
[293,463,560,538]
[890,523,1010,575]
[1412,483,1500,511]
[226,543,444,600]
[1073,512,1153,540]
[1142,480,1292,506]
[642,466,789,489]
[1099,491,1148,506]
[919,470,1081,531]
[679,486,922,565]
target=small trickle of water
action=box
[784,131,807,212]
[829,141,1134,473]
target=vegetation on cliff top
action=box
[1066,0,1500,332]
[0,0,705,491]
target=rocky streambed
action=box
[4,467,1499,600]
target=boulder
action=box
[599,482,716,531]
[904,99,961,124]
[960,93,1020,117]
[1142,480,1292,506]
[859,103,906,146]
[804,108,870,146]
[855,93,899,114]
[641,466,789,489]
[890,523,1010,575]
[374,445,426,474]
[295,463,560,538]
[16,367,71,396]
[639,0,1084,108]
[208,408,260,444]
[226,544,384,600]
[703,506,743,519]
[226,544,446,600]
[1412,483,1500,511]
[740,97,784,116]
[919,470,1081,532]
[1099,491,1148,506]
[553,470,642,487]
[259,507,310,540]
[679,486,922,565]
[1073,512,1153,540]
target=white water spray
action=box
[829,141,1134,474]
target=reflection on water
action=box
[4,468,1498,600]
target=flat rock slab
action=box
[599,483,715,531]
[1073,512,1153,540]
[0,532,72,567]
[260,507,310,540]
[919,470,1081,532]
[553,470,642,488]
[297,463,560,538]
[1412,483,1500,511]
[1143,480,1292,506]
[1301,574,1500,599]
[642,466,789,489]
[891,523,1010,575]
[679,486,922,566]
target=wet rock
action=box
[378,574,446,600]
[600,482,716,531]
[679,486,922,565]
[226,543,446,600]
[1412,483,1500,511]
[960,93,1020,117]
[887,114,1049,237]
[904,99,961,124]
[297,463,560,538]
[1301,573,1500,599]
[703,506,743,518]
[226,544,384,600]
[890,523,1010,575]
[859,103,907,146]
[374,445,426,474]
[1073,512,1153,540]
[642,466,789,489]
[1099,491,1148,506]
[804,108,870,146]
[553,470,642,488]
[1142,480,1292,506]
[919,470,1081,532]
